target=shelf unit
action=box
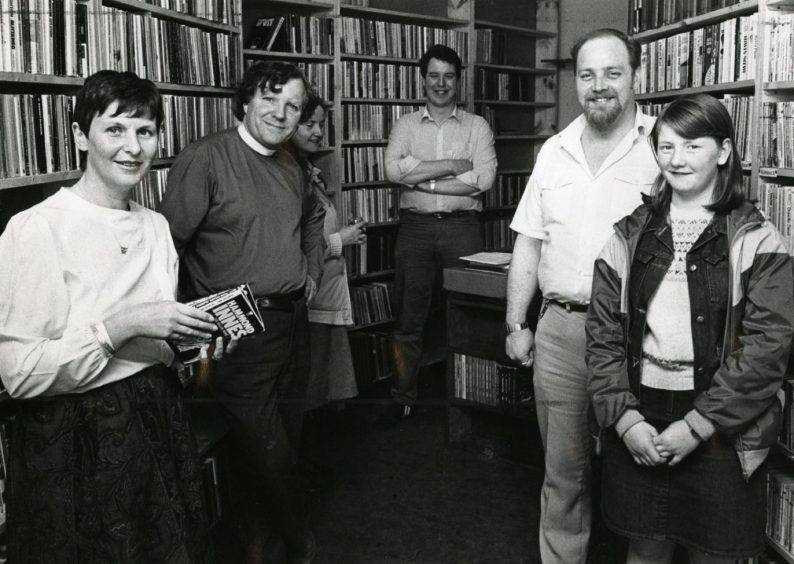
[628,1,794,561]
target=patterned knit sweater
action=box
[641,204,713,390]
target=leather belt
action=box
[547,298,588,313]
[255,288,304,310]
[403,210,479,220]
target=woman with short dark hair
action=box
[0,70,217,563]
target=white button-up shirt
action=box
[510,107,659,305]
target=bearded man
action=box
[504,29,659,564]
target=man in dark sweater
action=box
[160,61,324,564]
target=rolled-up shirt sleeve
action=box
[385,117,420,184]
[456,116,496,193]
[0,214,110,398]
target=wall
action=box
[557,0,629,127]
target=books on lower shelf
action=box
[484,173,530,208]
[760,102,794,170]
[482,217,517,252]
[349,281,393,326]
[338,186,399,224]
[452,352,533,411]
[344,230,395,276]
[348,330,393,387]
[767,461,794,560]
[247,15,333,55]
[459,251,511,273]
[343,103,421,141]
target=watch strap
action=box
[505,321,529,333]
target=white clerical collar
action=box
[237,124,277,156]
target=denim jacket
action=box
[586,199,794,479]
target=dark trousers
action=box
[391,211,482,405]
[210,297,310,553]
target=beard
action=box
[583,96,623,131]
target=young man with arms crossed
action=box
[385,44,497,419]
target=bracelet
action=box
[429,180,436,193]
[90,322,116,356]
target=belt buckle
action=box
[432,212,446,220]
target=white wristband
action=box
[429,180,436,193]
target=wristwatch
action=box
[505,321,529,334]
[429,180,436,193]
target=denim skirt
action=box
[600,386,766,558]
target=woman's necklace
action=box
[70,184,134,255]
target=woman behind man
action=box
[287,92,364,489]
[0,70,217,562]
[586,92,794,563]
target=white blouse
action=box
[0,188,177,398]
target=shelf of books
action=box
[472,1,556,253]
[0,0,241,199]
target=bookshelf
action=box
[237,1,557,387]
[628,1,794,561]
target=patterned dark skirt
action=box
[6,364,213,564]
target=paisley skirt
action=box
[6,364,213,564]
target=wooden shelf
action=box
[766,535,794,564]
[341,97,425,105]
[243,49,333,62]
[765,80,794,92]
[348,269,395,281]
[340,53,420,65]
[759,168,794,179]
[631,0,758,41]
[339,5,468,26]
[635,79,755,101]
[768,0,794,9]
[342,179,396,189]
[497,168,532,175]
[245,0,333,9]
[0,171,82,191]
[342,139,389,146]
[475,99,555,108]
[104,0,239,33]
[0,72,83,88]
[474,63,556,75]
[474,19,556,38]
[348,318,394,331]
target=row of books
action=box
[639,95,753,164]
[483,173,530,208]
[476,69,538,102]
[342,103,421,141]
[343,230,395,276]
[247,15,333,55]
[483,217,518,252]
[758,184,794,257]
[338,186,399,225]
[475,29,508,65]
[341,61,422,99]
[0,94,77,178]
[244,59,334,103]
[0,93,233,179]
[139,0,237,25]
[451,353,533,410]
[768,13,794,83]
[629,0,743,34]
[131,168,169,211]
[349,330,393,386]
[481,104,539,136]
[339,17,468,62]
[343,145,386,184]
[0,0,238,86]
[759,102,794,170]
[637,15,757,94]
[766,463,794,557]
[350,281,393,326]
[90,8,239,87]
[340,0,370,5]
[158,95,235,159]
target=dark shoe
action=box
[287,531,316,564]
